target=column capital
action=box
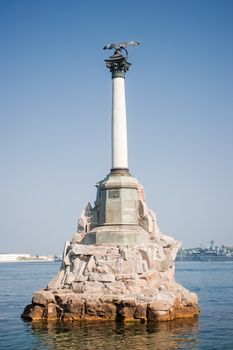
[105,50,131,79]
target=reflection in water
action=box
[29,318,199,350]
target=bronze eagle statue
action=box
[103,41,140,60]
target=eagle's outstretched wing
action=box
[118,41,140,49]
[103,43,118,50]
[103,41,140,50]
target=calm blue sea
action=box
[0,261,233,350]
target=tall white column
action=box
[112,76,128,169]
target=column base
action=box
[82,224,151,245]
[110,168,130,175]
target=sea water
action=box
[0,261,233,350]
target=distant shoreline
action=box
[0,259,60,263]
[0,253,61,263]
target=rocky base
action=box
[22,288,199,323]
[21,175,200,324]
[21,242,200,323]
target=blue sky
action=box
[1,0,233,254]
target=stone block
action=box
[117,260,136,274]
[74,275,88,282]
[83,255,96,275]
[124,279,147,294]
[87,272,116,283]
[155,310,171,321]
[64,298,85,316]
[71,282,85,293]
[86,225,150,246]
[117,301,136,320]
[115,273,137,281]
[144,287,158,298]
[85,301,97,316]
[139,271,157,283]
[117,306,135,320]
[104,281,127,294]
[99,274,116,283]
[147,303,159,322]
[32,290,55,306]
[96,303,116,319]
[174,305,200,319]
[54,292,72,306]
[45,303,58,320]
[21,304,44,321]
[155,293,175,310]
[134,303,147,320]
[178,287,199,307]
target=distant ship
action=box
[176,240,233,262]
[176,250,233,262]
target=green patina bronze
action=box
[111,70,126,79]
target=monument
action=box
[22,42,200,322]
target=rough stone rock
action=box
[32,290,55,306]
[117,305,136,320]
[134,303,147,320]
[95,303,116,319]
[44,303,58,320]
[116,299,137,320]
[63,298,85,316]
[22,287,200,322]
[147,305,161,322]
[22,304,44,321]
[84,301,116,319]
